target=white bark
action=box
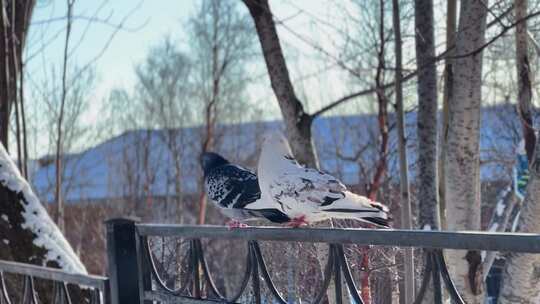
[393,0,413,302]
[498,1,540,302]
[499,145,540,303]
[444,1,488,303]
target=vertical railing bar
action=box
[250,241,287,304]
[312,244,335,304]
[0,272,11,304]
[333,245,343,304]
[194,240,225,300]
[29,276,38,304]
[91,288,99,304]
[412,251,433,304]
[53,280,60,304]
[62,282,72,304]
[250,242,261,304]
[22,276,38,304]
[191,240,202,298]
[228,243,253,303]
[431,252,443,304]
[335,245,365,304]
[435,250,466,304]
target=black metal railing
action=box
[0,259,109,304]
[105,219,540,304]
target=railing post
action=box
[106,217,142,304]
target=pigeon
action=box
[200,152,290,227]
[255,132,390,228]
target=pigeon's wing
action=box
[268,164,347,209]
[205,164,261,209]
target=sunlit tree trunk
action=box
[439,0,456,230]
[392,0,412,303]
[498,1,540,302]
[444,1,488,303]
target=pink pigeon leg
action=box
[226,220,248,230]
[286,215,308,228]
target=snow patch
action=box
[495,200,506,217]
[488,223,499,232]
[1,214,7,222]
[0,145,87,274]
[2,239,8,245]
[422,224,431,231]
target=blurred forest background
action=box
[2,0,540,303]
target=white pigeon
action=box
[255,132,390,228]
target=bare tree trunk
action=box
[515,0,535,163]
[392,1,412,303]
[439,0,456,230]
[242,0,317,168]
[499,158,540,304]
[444,1,488,303]
[54,0,74,233]
[499,149,540,303]
[0,0,34,149]
[498,1,540,302]
[415,0,440,231]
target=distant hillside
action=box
[31,104,522,204]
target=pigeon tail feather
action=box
[320,191,390,227]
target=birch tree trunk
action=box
[439,0,456,230]
[445,1,488,303]
[515,0,535,163]
[499,150,540,303]
[392,0,413,302]
[498,1,540,302]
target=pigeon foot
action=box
[226,220,248,229]
[287,215,308,228]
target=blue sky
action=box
[22,0,406,157]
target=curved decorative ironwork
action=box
[312,244,335,304]
[412,251,432,304]
[431,251,443,304]
[435,250,466,304]
[335,244,365,304]
[228,245,252,303]
[249,241,288,304]
[0,272,11,304]
[53,281,72,304]
[143,234,469,304]
[21,276,38,304]
[143,236,193,296]
[411,250,466,304]
[192,239,225,299]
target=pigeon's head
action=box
[200,152,230,175]
[262,131,293,158]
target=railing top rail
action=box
[136,224,540,253]
[0,260,108,290]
